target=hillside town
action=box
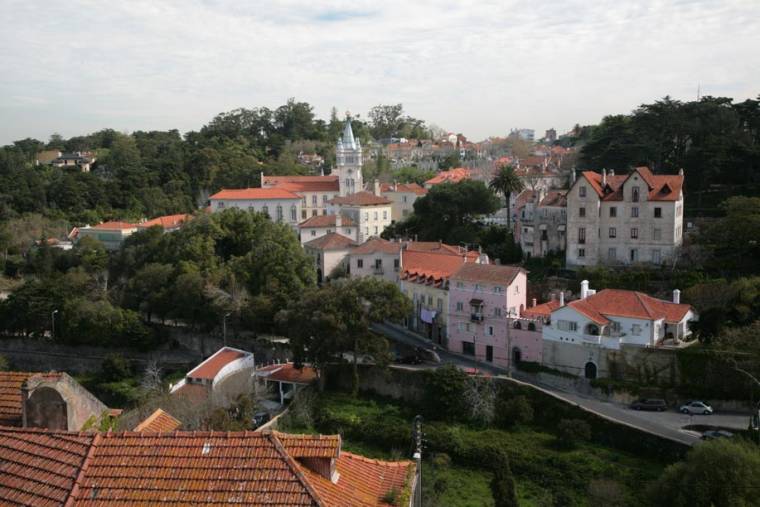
[2,2,760,505]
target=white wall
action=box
[210,197,302,228]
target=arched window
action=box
[528,322,536,331]
[276,206,283,222]
[513,321,522,330]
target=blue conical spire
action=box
[341,119,357,150]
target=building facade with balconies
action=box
[446,263,527,367]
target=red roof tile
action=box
[257,363,319,385]
[275,431,340,459]
[401,250,475,284]
[379,183,427,195]
[579,167,683,202]
[450,263,525,285]
[299,214,355,228]
[210,188,301,200]
[350,238,402,255]
[139,214,191,229]
[521,300,561,318]
[186,347,249,380]
[91,221,138,230]
[304,233,357,251]
[133,408,182,433]
[263,175,340,193]
[0,371,30,426]
[328,191,391,206]
[567,289,692,323]
[425,167,472,186]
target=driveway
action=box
[373,322,750,446]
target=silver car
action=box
[680,401,713,415]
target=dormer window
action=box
[632,186,640,202]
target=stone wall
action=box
[24,372,109,431]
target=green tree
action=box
[394,166,435,185]
[422,365,469,422]
[495,394,534,428]
[490,451,519,507]
[647,439,760,507]
[489,165,524,230]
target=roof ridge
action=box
[64,431,101,507]
[268,431,325,507]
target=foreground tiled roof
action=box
[350,238,402,255]
[401,250,475,286]
[0,428,415,507]
[133,408,182,433]
[0,371,30,426]
[263,174,340,193]
[451,263,525,285]
[186,347,249,380]
[522,300,561,318]
[580,167,683,202]
[328,191,391,206]
[210,188,301,200]
[299,214,355,228]
[567,289,692,323]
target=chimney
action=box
[320,167,325,176]
[373,179,381,196]
[559,291,565,307]
[673,289,681,304]
[260,171,264,187]
[608,169,614,176]
[335,214,342,228]
[602,169,607,187]
[580,280,589,300]
[532,298,537,307]
[571,170,576,183]
[678,168,684,176]
[393,180,398,192]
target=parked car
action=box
[701,430,733,440]
[630,399,668,412]
[680,401,713,415]
[395,347,424,365]
[252,411,271,428]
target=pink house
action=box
[506,299,561,365]
[447,264,527,368]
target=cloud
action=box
[1,0,759,144]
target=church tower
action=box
[335,118,363,196]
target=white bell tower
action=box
[336,117,363,196]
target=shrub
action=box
[0,354,9,371]
[496,394,534,428]
[490,451,518,507]
[422,365,469,422]
[381,487,400,506]
[556,419,591,448]
[588,479,626,506]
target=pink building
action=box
[506,299,561,366]
[447,264,527,368]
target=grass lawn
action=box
[280,391,665,506]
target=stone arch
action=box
[584,361,598,380]
[26,386,68,430]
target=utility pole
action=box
[412,415,423,507]
[223,312,231,346]
[51,309,59,340]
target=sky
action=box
[1,0,759,145]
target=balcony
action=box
[470,313,484,323]
[373,266,384,275]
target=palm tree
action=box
[489,164,524,230]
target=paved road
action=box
[373,322,749,446]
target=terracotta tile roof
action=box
[0,371,31,426]
[328,191,391,206]
[0,428,415,507]
[405,242,475,257]
[425,167,472,186]
[514,190,537,210]
[263,175,340,193]
[90,221,138,230]
[450,263,525,285]
[257,363,319,385]
[539,191,567,207]
[350,238,402,255]
[186,347,249,381]
[579,167,683,202]
[567,289,692,323]
[171,382,209,403]
[0,427,94,506]
[297,451,414,507]
[401,249,478,286]
[133,408,182,433]
[139,213,192,229]
[299,214,355,228]
[210,187,301,200]
[521,300,561,318]
[379,182,427,195]
[304,232,357,251]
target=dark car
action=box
[630,399,668,412]
[252,411,271,428]
[701,430,733,440]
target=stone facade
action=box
[22,373,109,431]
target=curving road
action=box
[372,322,749,446]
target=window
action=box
[374,226,378,235]
[630,248,638,262]
[653,228,661,241]
[312,195,317,205]
[312,210,318,216]
[276,206,283,222]
[217,202,225,209]
[462,342,475,355]
[632,324,641,335]
[402,195,408,203]
[437,299,443,311]
[579,207,586,218]
[514,285,519,295]
[631,227,638,239]
[610,321,621,333]
[494,307,502,317]
[632,186,640,202]
[609,207,617,218]
[465,323,471,332]
[558,320,578,331]
[322,195,328,203]
[383,210,387,220]
[654,207,662,218]
[651,249,661,263]
[578,227,586,244]
[631,207,639,218]
[290,205,297,221]
[427,295,433,305]
[456,281,464,289]
[609,227,616,238]
[363,212,368,222]
[262,205,269,217]
[608,247,617,260]
[394,258,400,270]
[474,284,481,291]
[310,230,316,237]
[487,326,494,336]
[456,302,464,311]
[364,227,369,236]
[357,259,364,268]
[578,248,585,258]
[528,322,536,331]
[579,186,587,197]
[302,210,307,219]
[493,286,504,294]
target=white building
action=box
[347,238,402,284]
[208,188,302,228]
[515,189,567,258]
[261,175,339,219]
[303,232,357,283]
[565,167,685,267]
[327,183,392,243]
[298,214,357,244]
[380,182,427,222]
[542,281,697,378]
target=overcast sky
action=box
[1,0,759,145]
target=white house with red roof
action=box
[75,221,139,250]
[541,281,697,378]
[209,187,302,228]
[170,347,256,406]
[347,238,403,284]
[262,174,340,219]
[423,167,472,189]
[566,167,685,267]
[298,213,357,244]
[327,181,392,243]
[304,232,358,283]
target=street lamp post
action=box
[223,312,231,346]
[51,309,59,340]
